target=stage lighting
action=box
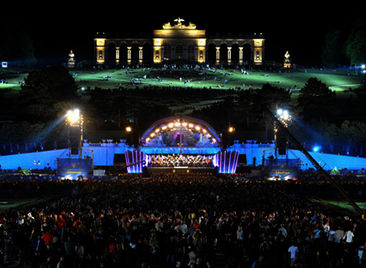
[312,145,321,152]
[361,64,365,69]
[125,126,132,133]
[275,108,291,127]
[66,109,80,125]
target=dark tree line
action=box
[322,16,366,66]
[1,65,366,155]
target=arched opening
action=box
[107,43,116,66]
[140,116,221,147]
[220,44,228,65]
[243,43,252,65]
[231,44,239,65]
[176,45,183,60]
[143,43,152,65]
[188,46,195,62]
[119,43,127,65]
[163,45,171,61]
[207,43,216,65]
[131,43,139,64]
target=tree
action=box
[0,30,36,66]
[322,28,347,66]
[345,28,366,65]
[297,78,335,123]
[19,65,78,121]
[256,83,291,111]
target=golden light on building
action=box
[95,37,106,64]
[284,51,291,68]
[94,19,265,65]
[253,39,264,65]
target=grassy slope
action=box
[1,68,361,94]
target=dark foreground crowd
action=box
[1,175,366,268]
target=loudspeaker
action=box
[276,128,287,155]
[69,127,80,155]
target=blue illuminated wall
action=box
[0,149,69,169]
[227,141,366,171]
[1,140,366,173]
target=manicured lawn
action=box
[0,198,46,211]
[312,198,366,213]
[1,67,362,95]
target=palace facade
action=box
[94,18,265,65]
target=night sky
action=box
[4,3,363,65]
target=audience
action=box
[1,174,366,267]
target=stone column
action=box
[239,46,243,65]
[116,46,120,65]
[227,46,232,65]
[215,46,220,65]
[127,46,132,65]
[139,47,143,64]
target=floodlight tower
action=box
[267,107,364,216]
[66,108,84,158]
[274,108,292,156]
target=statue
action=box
[174,17,185,27]
[68,50,75,68]
[284,51,291,68]
[162,18,197,30]
[162,22,172,29]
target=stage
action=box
[124,116,240,174]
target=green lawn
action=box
[312,199,366,213]
[1,67,362,95]
[0,198,46,211]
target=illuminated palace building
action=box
[95,18,265,66]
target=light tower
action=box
[274,108,292,156]
[66,108,84,157]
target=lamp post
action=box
[222,125,235,149]
[125,126,133,147]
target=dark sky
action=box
[4,3,363,65]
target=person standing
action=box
[288,242,299,267]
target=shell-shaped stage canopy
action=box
[140,115,221,148]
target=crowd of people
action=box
[1,174,366,268]
[148,154,214,168]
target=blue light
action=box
[312,145,321,152]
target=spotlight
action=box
[125,126,132,133]
[275,108,291,126]
[66,109,80,125]
[312,145,321,152]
